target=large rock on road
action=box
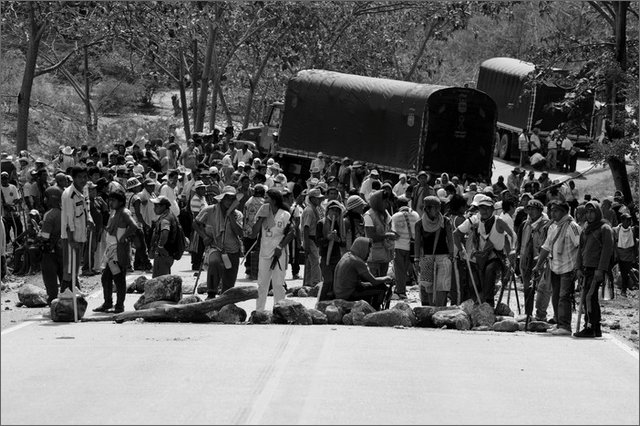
[18,284,48,307]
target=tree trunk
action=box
[83,46,97,142]
[179,48,191,141]
[83,286,258,323]
[195,23,216,132]
[241,43,279,129]
[209,77,218,132]
[607,1,632,203]
[192,38,198,125]
[218,84,233,127]
[15,5,44,154]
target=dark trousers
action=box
[582,268,602,330]
[367,262,389,278]
[133,228,152,270]
[348,283,388,310]
[101,264,126,308]
[191,235,206,270]
[619,261,636,291]
[449,258,470,305]
[470,259,501,307]
[550,270,575,331]
[42,250,64,303]
[3,213,23,243]
[319,260,338,301]
[206,251,240,297]
[152,254,174,278]
[393,249,411,295]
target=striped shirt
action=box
[541,217,581,274]
[190,194,208,215]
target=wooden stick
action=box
[326,216,335,266]
[462,247,483,304]
[71,247,78,323]
[452,257,461,305]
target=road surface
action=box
[1,255,638,425]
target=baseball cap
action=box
[215,185,237,201]
[126,177,142,190]
[194,180,206,189]
[370,169,380,177]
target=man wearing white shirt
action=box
[159,170,180,216]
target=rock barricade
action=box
[273,299,312,325]
[50,293,88,322]
[432,309,471,330]
[216,304,247,324]
[18,284,48,307]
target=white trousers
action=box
[256,251,287,312]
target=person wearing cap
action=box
[364,189,396,278]
[518,129,531,167]
[454,194,514,307]
[1,171,23,242]
[81,181,108,276]
[390,195,420,299]
[507,167,523,196]
[571,201,615,337]
[414,196,454,306]
[186,181,209,271]
[233,142,253,167]
[310,152,326,175]
[516,199,551,322]
[202,169,222,204]
[242,184,267,280]
[392,174,409,198]
[250,189,295,311]
[301,188,325,287]
[93,190,138,313]
[149,195,179,277]
[60,165,93,292]
[59,146,76,171]
[316,200,347,301]
[613,212,639,296]
[531,200,582,335]
[126,178,152,272]
[412,171,435,216]
[36,186,64,303]
[358,169,381,203]
[193,186,244,298]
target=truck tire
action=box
[498,133,510,159]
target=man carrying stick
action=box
[316,200,347,301]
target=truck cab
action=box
[237,101,284,156]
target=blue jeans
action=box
[550,270,574,331]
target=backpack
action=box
[165,215,187,261]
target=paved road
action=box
[1,255,639,425]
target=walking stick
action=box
[192,255,206,295]
[71,245,78,323]
[461,246,483,304]
[239,239,258,266]
[88,230,93,272]
[452,257,461,305]
[525,270,539,332]
[510,267,521,314]
[326,216,335,266]
[575,275,585,334]
[432,256,438,306]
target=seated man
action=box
[333,236,393,310]
[529,150,546,170]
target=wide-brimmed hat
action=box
[194,180,206,190]
[62,146,74,156]
[307,188,325,199]
[526,199,544,210]
[126,177,142,190]
[151,195,171,207]
[215,185,237,201]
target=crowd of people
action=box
[0,127,638,336]
[517,126,581,172]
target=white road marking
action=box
[243,326,302,425]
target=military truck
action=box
[476,57,596,160]
[240,69,497,181]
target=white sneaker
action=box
[551,327,572,336]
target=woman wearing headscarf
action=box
[317,200,347,301]
[414,196,455,306]
[364,190,395,277]
[344,195,366,249]
[251,189,295,312]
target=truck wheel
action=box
[499,134,510,159]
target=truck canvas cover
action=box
[476,57,575,132]
[279,70,496,178]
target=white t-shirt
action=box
[257,205,292,259]
[159,184,180,216]
[391,208,420,251]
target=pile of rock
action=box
[133,275,183,310]
[285,284,321,298]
